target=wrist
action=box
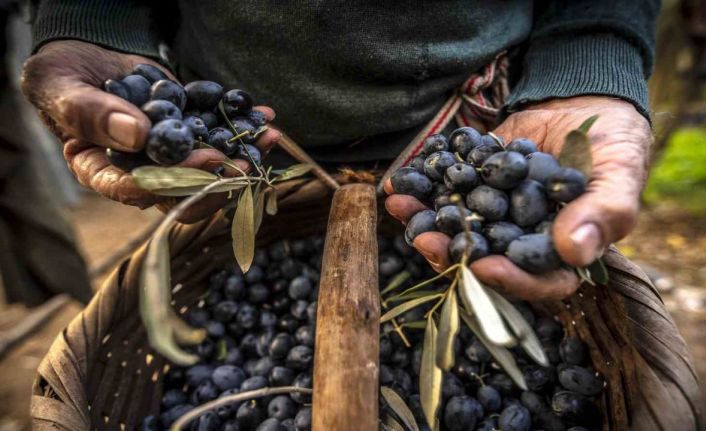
[519,96,640,114]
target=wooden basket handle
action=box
[312,184,380,431]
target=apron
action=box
[376,53,509,193]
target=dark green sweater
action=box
[31,0,659,162]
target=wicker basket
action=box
[30,178,704,431]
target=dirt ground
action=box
[0,192,705,431]
[0,192,161,431]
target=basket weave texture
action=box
[30,179,704,431]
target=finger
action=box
[253,106,275,122]
[176,148,250,175]
[65,142,248,209]
[252,128,282,156]
[383,178,394,195]
[385,194,429,224]
[470,255,580,300]
[56,83,150,152]
[412,231,452,273]
[64,140,162,207]
[552,136,647,266]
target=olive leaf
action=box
[272,163,313,182]
[380,294,443,323]
[232,185,255,273]
[487,290,548,367]
[381,271,412,296]
[558,116,599,178]
[391,290,441,302]
[436,290,460,371]
[216,339,228,361]
[265,187,278,216]
[140,232,202,366]
[575,266,595,286]
[253,185,266,233]
[139,177,254,366]
[133,166,217,190]
[578,115,599,134]
[401,321,427,329]
[132,166,253,196]
[486,131,506,149]
[420,316,442,431]
[586,258,610,285]
[168,314,208,345]
[381,386,420,431]
[152,182,250,197]
[458,266,515,347]
[388,264,460,302]
[253,125,269,139]
[221,158,247,174]
[460,310,527,390]
[383,416,405,431]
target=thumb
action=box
[552,139,647,267]
[22,48,152,152]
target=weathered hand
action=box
[22,40,281,223]
[385,96,652,300]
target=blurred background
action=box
[1,0,706,430]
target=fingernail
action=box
[107,112,140,149]
[570,223,603,263]
[418,249,439,266]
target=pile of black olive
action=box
[103,63,265,171]
[142,234,603,431]
[392,129,588,274]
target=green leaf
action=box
[578,115,599,134]
[420,316,442,431]
[558,130,593,177]
[216,339,228,361]
[253,125,269,139]
[381,271,412,296]
[388,264,460,302]
[253,185,266,233]
[460,310,527,390]
[458,266,515,346]
[586,258,610,285]
[487,290,548,367]
[391,290,441,302]
[436,290,460,371]
[265,188,278,216]
[575,266,595,286]
[486,132,506,149]
[272,163,313,182]
[232,185,255,273]
[133,166,217,191]
[380,294,443,323]
[221,158,247,174]
[400,320,427,329]
[381,386,420,431]
[383,415,405,431]
[150,182,248,197]
[140,234,200,366]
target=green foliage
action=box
[644,128,706,212]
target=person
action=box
[21,1,658,300]
[0,0,91,305]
